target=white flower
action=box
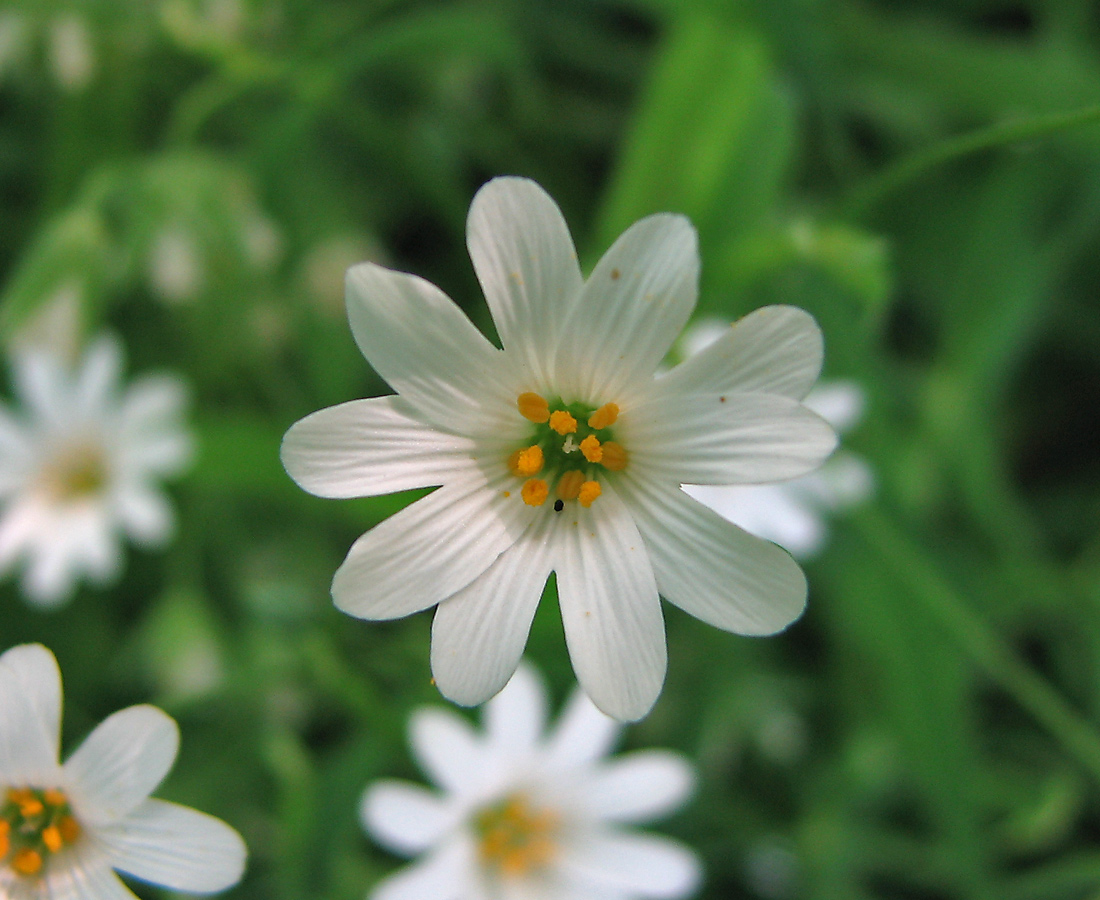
[361,664,701,900]
[282,177,837,720]
[0,643,246,899]
[0,335,193,607]
[679,325,872,559]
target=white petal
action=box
[620,392,837,485]
[116,429,193,478]
[804,380,865,431]
[74,335,123,417]
[430,518,555,707]
[63,705,179,826]
[13,348,68,425]
[555,484,665,722]
[543,687,620,772]
[369,836,472,900]
[559,831,702,899]
[332,470,535,621]
[683,482,825,560]
[360,780,455,855]
[97,798,246,893]
[408,707,485,796]
[119,375,188,434]
[22,533,81,608]
[556,215,698,404]
[618,478,806,635]
[281,396,477,499]
[580,751,694,823]
[483,662,547,761]
[0,497,43,572]
[467,177,583,390]
[657,306,823,402]
[31,843,139,900]
[0,644,63,784]
[113,484,174,546]
[345,262,515,435]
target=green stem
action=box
[853,506,1100,786]
[844,103,1100,216]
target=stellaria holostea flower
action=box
[0,335,193,606]
[361,663,700,900]
[0,643,246,899]
[282,177,837,720]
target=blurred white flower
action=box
[361,664,701,900]
[46,13,94,92]
[680,317,871,559]
[0,643,246,898]
[148,225,205,304]
[0,335,193,606]
[282,177,836,720]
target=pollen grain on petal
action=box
[587,403,619,430]
[517,392,550,424]
[600,441,628,471]
[548,410,577,435]
[578,481,601,508]
[521,478,549,506]
[579,435,603,463]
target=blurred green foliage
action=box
[2,0,1100,898]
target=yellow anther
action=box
[17,797,43,818]
[508,445,544,478]
[579,435,603,463]
[521,479,549,507]
[548,410,577,435]
[7,788,32,805]
[0,820,9,858]
[600,441,628,471]
[578,481,601,508]
[43,789,67,807]
[587,403,619,430]
[517,393,550,424]
[13,848,42,876]
[556,470,585,501]
[58,816,80,844]
[42,825,62,853]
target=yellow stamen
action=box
[517,393,550,424]
[0,820,9,857]
[587,403,619,430]
[578,481,601,507]
[508,445,544,477]
[548,410,577,435]
[42,789,67,807]
[556,470,584,501]
[600,441,628,471]
[58,816,80,844]
[41,826,62,854]
[579,435,603,463]
[521,479,549,507]
[7,788,33,805]
[17,797,43,818]
[13,848,42,876]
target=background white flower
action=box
[0,643,246,899]
[361,663,701,900]
[0,334,193,607]
[283,177,838,721]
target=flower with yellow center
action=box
[0,643,246,899]
[0,335,193,607]
[282,177,837,720]
[360,664,701,900]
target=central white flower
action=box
[282,177,837,720]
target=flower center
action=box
[509,393,629,508]
[38,441,108,503]
[1,787,82,878]
[475,793,558,878]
